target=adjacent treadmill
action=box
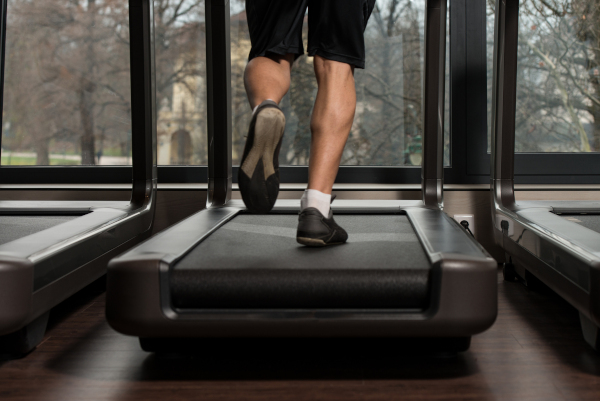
[491,0,600,349]
[0,0,157,357]
[106,0,497,352]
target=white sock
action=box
[300,189,331,217]
[252,99,276,116]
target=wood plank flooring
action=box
[1,270,600,400]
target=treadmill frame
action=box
[106,0,498,339]
[490,0,600,346]
[0,0,157,336]
[107,199,497,337]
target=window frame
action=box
[1,0,595,185]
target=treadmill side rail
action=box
[0,208,129,260]
[406,208,493,259]
[121,206,241,264]
[516,209,600,264]
[0,257,33,335]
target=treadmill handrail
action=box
[422,0,448,209]
[490,0,519,209]
[129,0,158,194]
[206,0,232,207]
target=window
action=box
[460,0,600,184]
[155,0,207,166]
[1,0,209,169]
[7,0,546,184]
[230,0,451,169]
[1,0,132,166]
[486,0,600,154]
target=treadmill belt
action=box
[0,215,79,246]
[171,214,431,309]
[561,215,600,234]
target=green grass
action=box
[101,148,129,157]
[1,156,80,166]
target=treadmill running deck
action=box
[171,214,431,310]
[0,215,79,246]
[561,214,600,234]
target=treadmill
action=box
[0,0,157,357]
[491,0,600,349]
[106,0,497,352]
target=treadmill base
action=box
[502,263,519,282]
[505,258,600,351]
[0,312,49,360]
[580,313,600,351]
[138,336,472,355]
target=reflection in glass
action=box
[487,0,600,153]
[231,0,450,167]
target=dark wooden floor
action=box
[2,270,600,400]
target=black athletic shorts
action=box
[245,0,377,69]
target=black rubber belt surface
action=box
[561,214,600,234]
[171,214,431,309]
[0,215,79,246]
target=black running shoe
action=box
[296,208,348,247]
[238,100,285,214]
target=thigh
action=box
[307,0,376,69]
[246,0,310,60]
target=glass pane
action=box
[230,0,450,167]
[2,0,132,166]
[155,0,207,165]
[444,6,451,167]
[487,0,600,153]
[486,1,494,153]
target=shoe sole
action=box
[239,108,285,213]
[296,237,344,247]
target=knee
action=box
[313,56,354,81]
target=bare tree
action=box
[487,0,600,153]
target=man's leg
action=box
[307,55,356,194]
[296,56,355,247]
[238,53,294,214]
[244,54,294,108]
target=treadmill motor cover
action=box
[171,214,432,309]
